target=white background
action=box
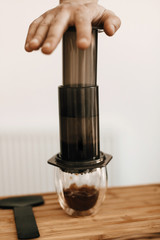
[0,0,160,196]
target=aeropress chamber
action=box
[48,27,112,217]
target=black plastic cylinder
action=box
[59,86,100,162]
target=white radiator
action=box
[0,130,115,197]
[0,131,59,197]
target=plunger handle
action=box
[14,206,40,239]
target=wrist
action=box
[60,0,98,4]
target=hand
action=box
[25,1,121,54]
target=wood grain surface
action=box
[0,184,160,240]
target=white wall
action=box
[0,0,160,196]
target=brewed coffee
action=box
[64,184,99,211]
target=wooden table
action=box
[0,184,160,240]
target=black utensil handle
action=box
[14,206,40,239]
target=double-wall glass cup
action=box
[54,166,108,217]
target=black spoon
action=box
[0,195,44,239]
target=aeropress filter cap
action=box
[48,26,112,173]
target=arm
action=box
[25,0,121,54]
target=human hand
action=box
[25,0,121,54]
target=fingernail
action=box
[25,43,29,49]
[110,25,116,34]
[78,38,88,44]
[43,43,51,49]
[30,39,39,45]
[77,38,89,48]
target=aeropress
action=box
[48,27,112,217]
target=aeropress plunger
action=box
[48,27,112,217]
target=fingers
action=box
[102,10,121,36]
[25,3,121,54]
[25,16,44,52]
[28,14,54,50]
[74,6,92,49]
[42,7,70,54]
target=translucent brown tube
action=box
[63,27,98,86]
[59,27,100,163]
